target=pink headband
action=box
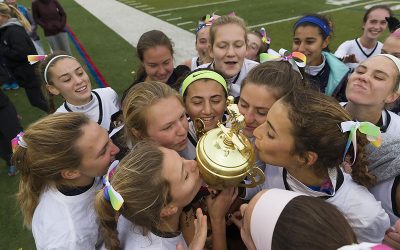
[391,28,400,38]
[250,189,301,250]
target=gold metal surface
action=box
[196,96,265,189]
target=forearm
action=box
[210,218,227,250]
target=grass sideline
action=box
[0,0,137,248]
[1,0,399,248]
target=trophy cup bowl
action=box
[195,96,265,190]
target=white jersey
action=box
[334,39,383,71]
[197,59,259,97]
[32,178,103,250]
[117,216,188,250]
[190,57,200,71]
[179,137,196,160]
[56,87,120,132]
[261,165,390,243]
[370,176,400,225]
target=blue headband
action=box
[295,16,331,37]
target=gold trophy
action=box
[196,96,265,190]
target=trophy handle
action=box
[238,167,265,188]
[194,118,206,139]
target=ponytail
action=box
[349,133,377,188]
[13,147,45,227]
[12,113,90,227]
[94,191,121,250]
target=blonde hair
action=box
[12,113,90,227]
[209,15,248,49]
[0,3,31,31]
[95,140,172,250]
[122,81,183,141]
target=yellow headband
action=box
[181,70,228,96]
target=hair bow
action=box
[260,49,306,76]
[340,121,381,165]
[259,27,271,45]
[11,132,27,152]
[102,160,124,211]
[195,14,220,33]
[27,55,47,65]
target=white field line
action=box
[177,21,193,26]
[123,0,137,3]
[142,7,155,11]
[157,13,171,17]
[74,0,196,64]
[166,17,182,21]
[248,0,383,28]
[149,0,240,14]
[135,4,148,8]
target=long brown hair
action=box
[272,196,357,249]
[94,140,172,250]
[241,61,305,99]
[281,89,376,187]
[12,113,90,227]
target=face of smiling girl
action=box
[292,25,329,67]
[185,79,227,132]
[47,58,92,106]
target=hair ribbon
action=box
[260,48,306,77]
[11,132,27,152]
[195,14,219,33]
[102,160,124,211]
[259,27,271,45]
[340,121,381,165]
[27,55,47,65]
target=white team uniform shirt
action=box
[370,176,399,226]
[190,57,200,71]
[197,59,258,97]
[55,87,120,132]
[117,216,188,250]
[261,165,390,243]
[334,39,383,71]
[32,178,103,250]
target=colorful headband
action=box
[102,160,124,211]
[27,55,47,65]
[375,54,400,92]
[338,242,392,250]
[259,27,271,45]
[294,16,331,37]
[43,55,75,84]
[181,70,228,96]
[11,132,27,152]
[251,189,302,250]
[260,48,306,77]
[340,121,381,165]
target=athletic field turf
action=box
[1,0,399,248]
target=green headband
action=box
[181,70,228,96]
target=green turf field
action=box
[1,0,399,248]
